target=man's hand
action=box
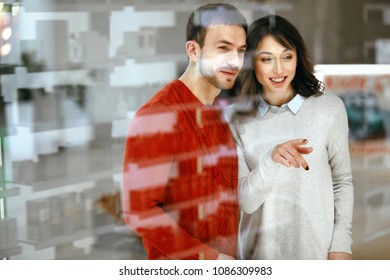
[328,252,353,260]
[217,253,235,260]
[271,138,313,170]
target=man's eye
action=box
[219,46,229,51]
[238,49,246,54]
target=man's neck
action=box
[179,68,220,106]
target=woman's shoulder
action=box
[223,103,258,125]
[308,92,345,109]
[304,92,347,121]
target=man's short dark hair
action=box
[186,3,248,48]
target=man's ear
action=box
[185,40,200,62]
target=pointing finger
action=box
[290,138,308,147]
[297,146,313,155]
[294,153,309,171]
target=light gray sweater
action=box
[228,93,354,260]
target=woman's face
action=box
[254,35,297,97]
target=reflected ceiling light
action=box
[12,2,19,16]
[0,43,12,56]
[1,26,11,40]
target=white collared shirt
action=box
[258,94,306,117]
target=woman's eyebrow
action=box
[257,48,292,56]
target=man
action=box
[122,4,247,260]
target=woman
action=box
[228,15,354,260]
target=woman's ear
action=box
[185,40,200,62]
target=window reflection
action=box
[0,0,390,260]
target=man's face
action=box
[198,24,246,90]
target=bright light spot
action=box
[1,26,11,40]
[12,2,19,16]
[0,43,12,56]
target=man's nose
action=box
[227,50,242,69]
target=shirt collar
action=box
[259,93,305,117]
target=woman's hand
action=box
[328,252,353,260]
[217,253,236,260]
[271,138,313,170]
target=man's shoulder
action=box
[129,102,177,138]
[138,81,184,114]
[136,83,176,114]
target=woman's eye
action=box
[283,55,293,61]
[261,57,272,62]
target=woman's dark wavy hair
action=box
[234,15,324,115]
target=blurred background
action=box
[0,0,389,260]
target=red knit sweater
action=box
[122,80,238,260]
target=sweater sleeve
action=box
[327,97,354,254]
[122,105,219,260]
[230,120,281,214]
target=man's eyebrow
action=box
[216,40,247,48]
[216,39,233,45]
